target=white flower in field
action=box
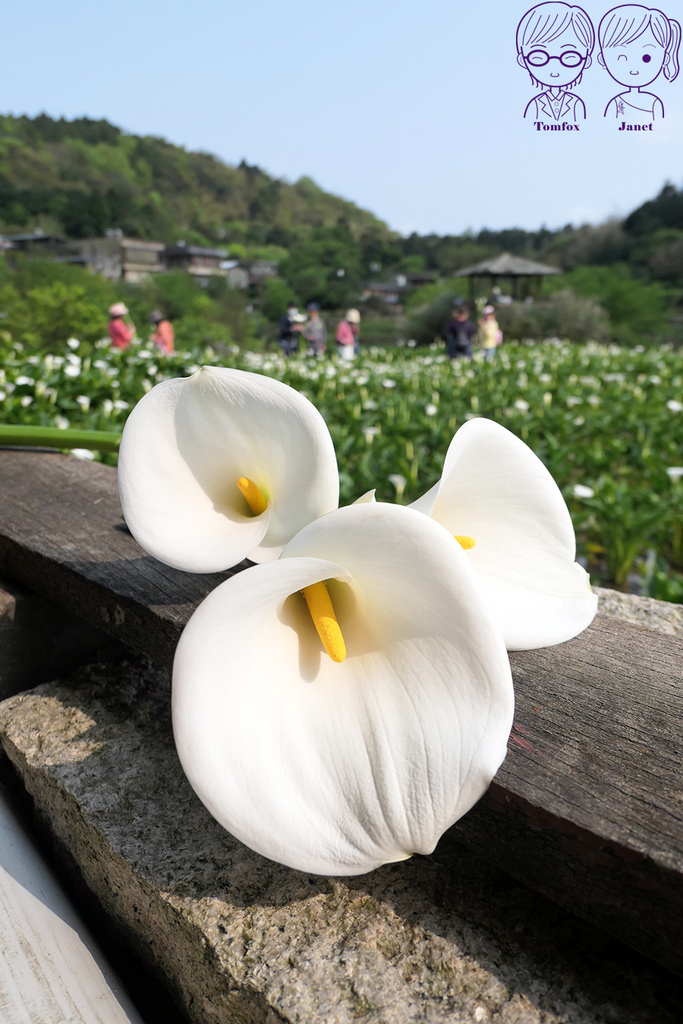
[573,416,585,426]
[514,399,529,412]
[55,416,70,430]
[573,484,595,498]
[363,400,378,411]
[388,474,407,500]
[543,392,552,406]
[587,395,600,407]
[76,395,91,412]
[362,426,380,443]
[409,419,597,651]
[102,399,114,416]
[137,349,153,360]
[113,400,130,411]
[382,379,397,388]
[425,404,438,416]
[147,365,158,377]
[70,449,95,461]
[67,338,80,350]
[172,502,514,875]
[666,467,683,482]
[667,400,683,413]
[20,396,33,407]
[0,391,5,402]
[141,379,152,393]
[118,366,339,572]
[650,375,661,384]
[15,376,34,387]
[94,360,109,371]
[566,396,582,407]
[539,374,552,383]
[63,365,80,379]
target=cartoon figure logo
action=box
[598,5,681,120]
[517,3,595,121]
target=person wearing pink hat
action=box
[108,302,136,351]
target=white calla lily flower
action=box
[410,419,597,651]
[173,503,514,876]
[118,366,339,571]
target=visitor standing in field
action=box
[303,302,327,356]
[442,305,475,360]
[335,309,360,360]
[150,310,175,355]
[108,303,136,351]
[479,305,501,361]
[278,301,303,358]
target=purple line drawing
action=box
[598,6,681,120]
[517,3,595,121]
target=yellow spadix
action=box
[238,477,267,516]
[301,581,347,663]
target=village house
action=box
[163,242,229,286]
[69,232,165,282]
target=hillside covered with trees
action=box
[0,113,681,346]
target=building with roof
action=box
[454,253,561,298]
[163,243,229,286]
[70,234,165,282]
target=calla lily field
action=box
[1,331,681,873]
[1,335,681,598]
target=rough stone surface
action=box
[594,586,683,636]
[0,658,681,1024]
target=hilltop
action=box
[0,113,397,250]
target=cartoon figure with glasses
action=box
[517,3,595,121]
[598,5,681,120]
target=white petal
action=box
[118,367,339,571]
[173,503,514,876]
[353,489,376,504]
[414,419,597,649]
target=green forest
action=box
[0,112,682,348]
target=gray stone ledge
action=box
[594,587,683,636]
[0,657,681,1024]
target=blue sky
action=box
[1,0,682,235]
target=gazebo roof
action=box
[454,253,561,277]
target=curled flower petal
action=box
[173,503,514,876]
[410,419,597,650]
[118,366,339,571]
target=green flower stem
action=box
[0,426,121,452]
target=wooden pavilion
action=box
[454,252,561,299]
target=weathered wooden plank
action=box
[0,449,681,973]
[0,784,144,1023]
[0,449,242,665]
[0,577,121,699]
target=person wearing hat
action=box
[478,304,501,362]
[108,302,136,351]
[150,310,175,356]
[278,301,304,358]
[302,302,327,357]
[335,308,360,361]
